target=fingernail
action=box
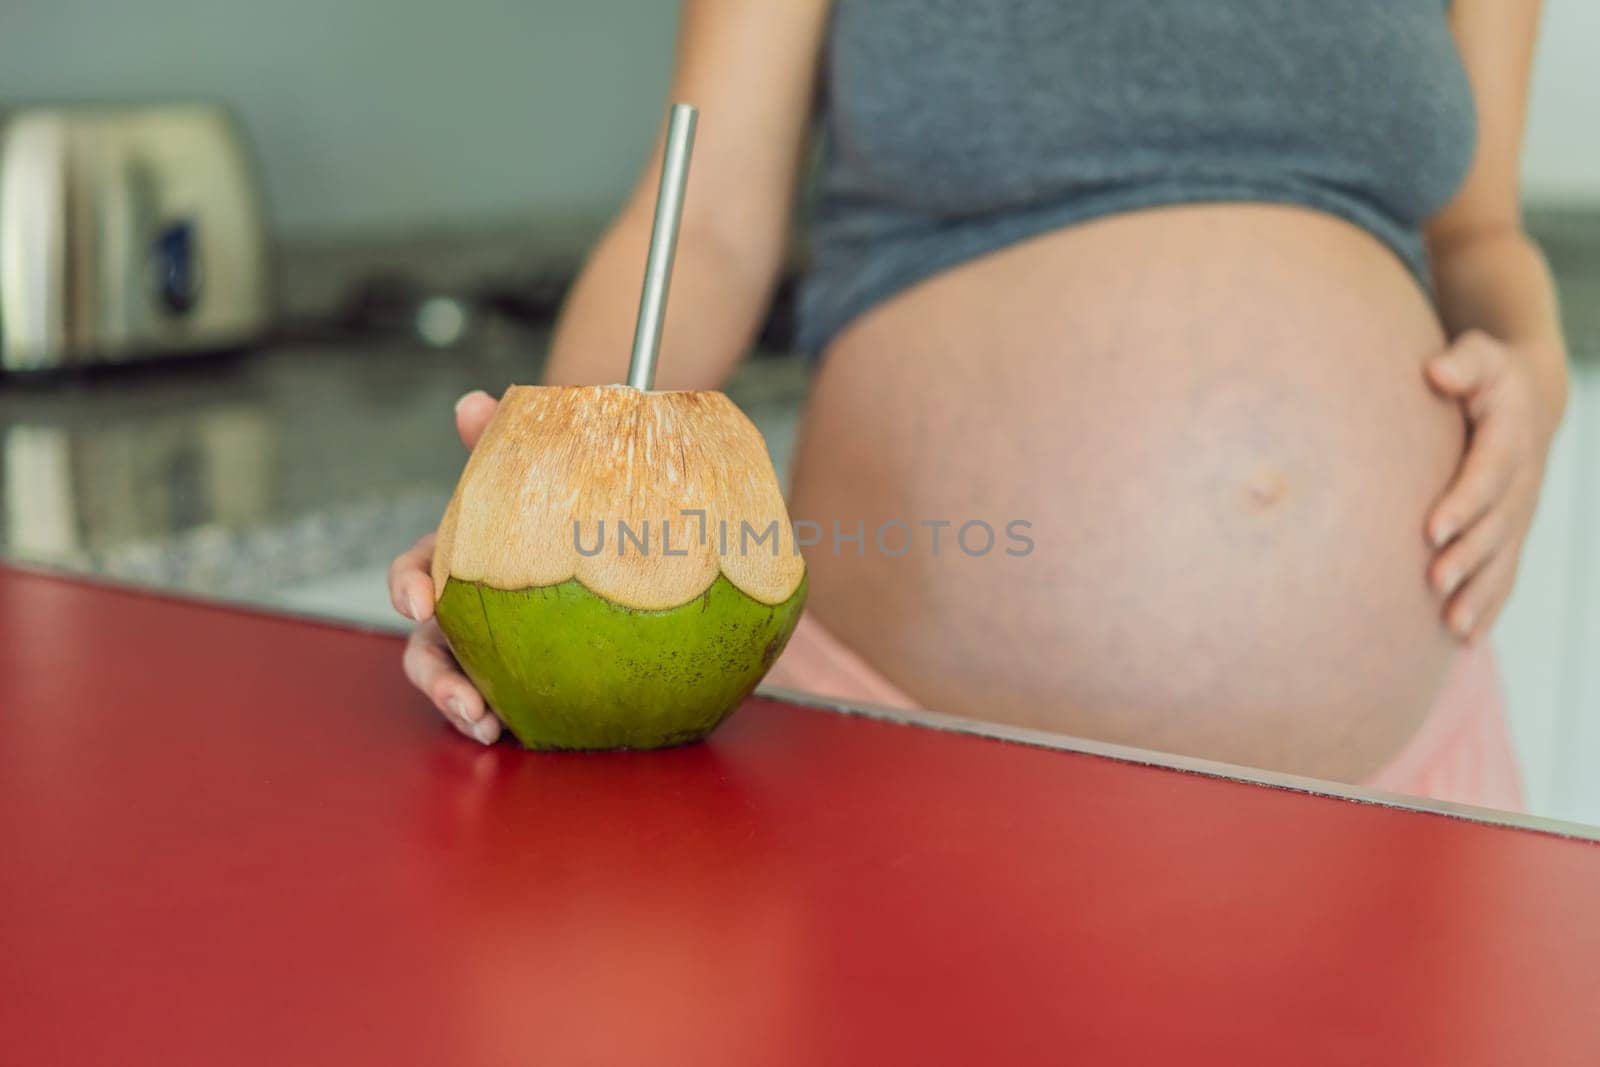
[1431,521,1455,548]
[472,717,498,744]
[1438,566,1461,595]
[447,696,475,722]
[403,594,418,620]
[454,391,483,415]
[1453,610,1476,637]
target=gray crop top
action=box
[796,0,1478,356]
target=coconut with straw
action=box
[430,104,807,750]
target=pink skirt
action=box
[765,613,1524,811]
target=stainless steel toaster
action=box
[0,103,273,372]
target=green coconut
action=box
[431,384,807,750]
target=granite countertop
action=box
[2,209,1597,619]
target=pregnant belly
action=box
[788,203,1466,781]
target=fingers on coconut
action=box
[388,532,437,622]
[454,390,498,450]
[403,624,488,736]
[466,709,502,746]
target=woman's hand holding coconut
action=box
[390,390,503,746]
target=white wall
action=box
[1523,0,1600,203]
[3,0,1595,235]
[1496,359,1600,826]
[0,0,678,234]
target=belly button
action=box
[1243,467,1291,511]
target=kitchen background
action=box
[2,1,1598,823]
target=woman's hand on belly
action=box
[1424,329,1562,642]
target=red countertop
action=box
[2,565,1598,1065]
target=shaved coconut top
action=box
[433,385,806,610]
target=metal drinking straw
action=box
[625,103,698,391]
